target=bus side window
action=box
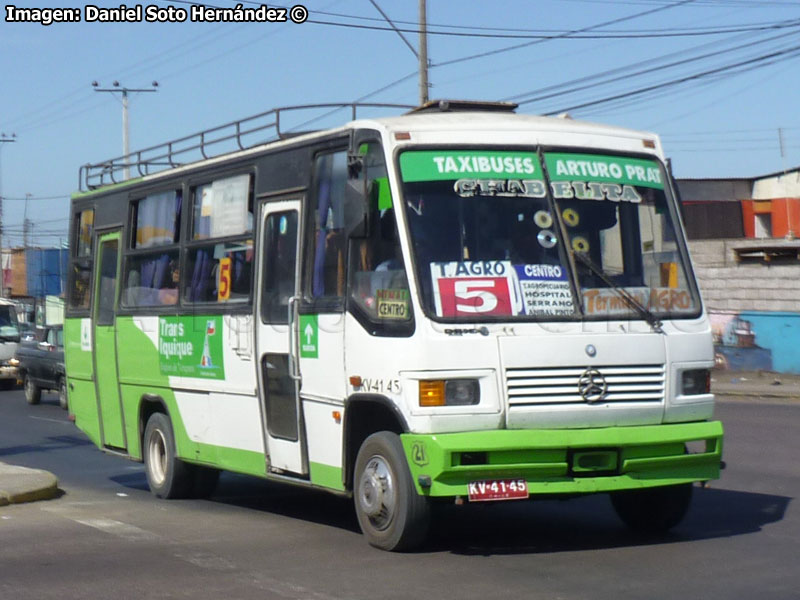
[68,208,95,311]
[310,151,348,302]
[123,252,179,307]
[121,189,182,308]
[184,174,254,305]
[262,211,298,324]
[349,206,411,324]
[347,143,412,328]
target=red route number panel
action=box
[436,277,514,317]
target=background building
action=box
[678,168,800,374]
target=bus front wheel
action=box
[611,483,693,534]
[353,431,430,552]
[143,412,193,499]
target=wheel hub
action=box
[148,430,168,486]
[357,456,395,526]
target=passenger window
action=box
[185,241,252,303]
[122,251,180,307]
[310,151,348,301]
[69,208,95,311]
[76,209,94,257]
[185,174,254,304]
[69,262,92,310]
[192,175,253,239]
[132,190,182,248]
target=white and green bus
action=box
[65,100,723,551]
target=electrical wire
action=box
[541,42,800,115]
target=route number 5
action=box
[436,277,513,316]
[454,280,498,313]
[218,257,232,302]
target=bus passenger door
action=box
[256,199,306,475]
[92,230,126,450]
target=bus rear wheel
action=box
[611,483,693,534]
[58,377,68,410]
[143,412,193,499]
[353,432,430,552]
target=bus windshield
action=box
[398,149,700,322]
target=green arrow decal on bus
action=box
[299,314,318,359]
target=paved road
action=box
[1,388,798,600]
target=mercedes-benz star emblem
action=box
[578,367,608,403]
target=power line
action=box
[507,26,800,106]
[2,195,70,202]
[542,42,800,115]
[208,0,798,38]
[433,0,698,69]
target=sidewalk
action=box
[0,462,59,506]
[712,369,800,400]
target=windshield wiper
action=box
[571,251,664,334]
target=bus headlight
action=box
[682,369,711,395]
[419,379,480,407]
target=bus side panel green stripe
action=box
[310,462,345,491]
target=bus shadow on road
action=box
[110,471,362,533]
[125,472,789,554]
[427,486,791,555]
[0,434,93,458]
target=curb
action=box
[713,390,800,401]
[0,463,60,506]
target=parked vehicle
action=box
[16,325,66,408]
[0,299,21,389]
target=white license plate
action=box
[467,478,528,502]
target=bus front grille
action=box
[505,364,665,407]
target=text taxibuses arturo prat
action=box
[4,4,309,25]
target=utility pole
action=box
[778,128,795,240]
[23,193,31,248]
[93,81,158,180]
[0,132,16,297]
[419,0,429,106]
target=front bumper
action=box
[401,420,723,498]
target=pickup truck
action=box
[15,325,67,409]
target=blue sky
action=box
[2,0,799,248]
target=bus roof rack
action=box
[78,102,413,192]
[407,99,519,114]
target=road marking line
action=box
[74,517,160,541]
[173,551,237,571]
[28,415,71,425]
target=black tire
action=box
[191,466,220,498]
[143,412,193,499]
[58,377,68,410]
[353,431,430,552]
[611,483,693,534]
[24,374,41,405]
